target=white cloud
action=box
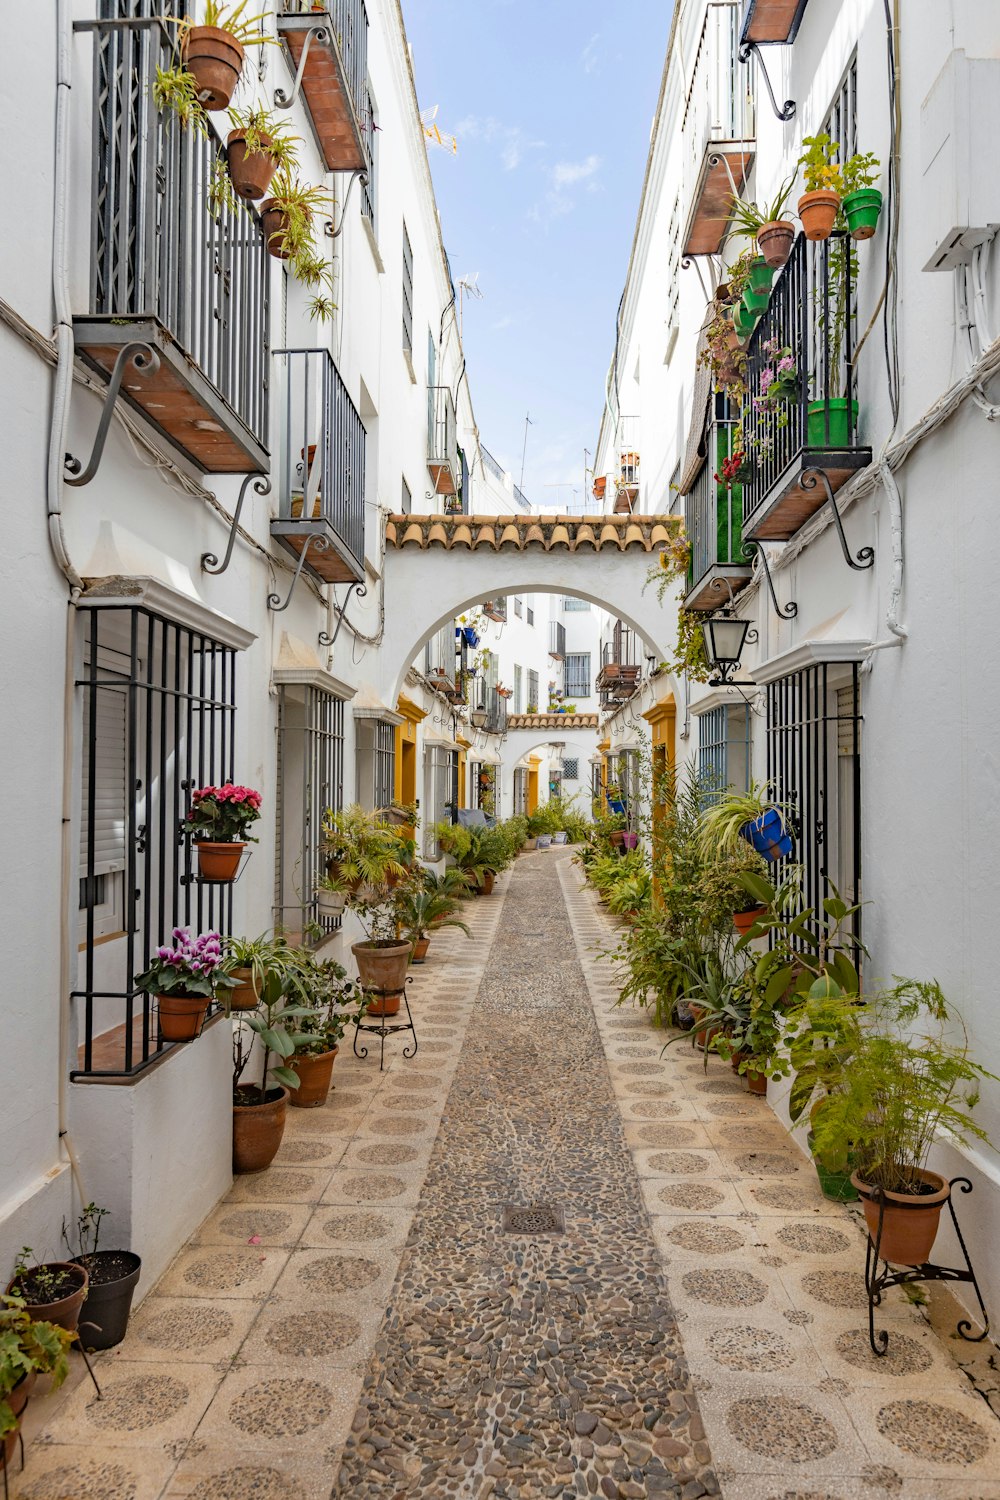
[529,155,604,226]
[581,34,601,75]
[492,315,513,331]
[455,115,544,171]
[552,155,601,189]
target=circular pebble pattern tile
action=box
[137,1303,233,1351]
[681,1269,768,1307]
[337,1173,407,1201]
[368,1116,428,1137]
[230,1378,332,1437]
[752,1183,817,1211]
[277,1139,335,1163]
[382,1095,434,1112]
[734,1151,800,1177]
[657,1182,726,1210]
[354,1142,420,1167]
[834,1329,932,1376]
[802,1269,866,1308]
[876,1399,990,1464]
[239,1170,317,1199]
[777,1224,852,1255]
[726,1396,839,1461]
[385,1075,438,1091]
[19,1463,138,1500]
[616,1061,665,1076]
[629,1100,683,1119]
[636,1124,698,1147]
[188,1468,303,1500]
[697,1079,740,1095]
[707,1324,794,1371]
[418,1041,454,1053]
[216,1209,294,1241]
[298,1253,382,1293]
[322,1210,392,1242]
[323,1092,366,1110]
[614,1045,659,1058]
[626,1080,672,1097]
[666,1221,745,1255]
[265,1309,361,1356]
[646,1150,708,1174]
[182,1251,267,1291]
[85,1374,188,1432]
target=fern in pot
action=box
[810,979,998,1265]
[698,781,793,863]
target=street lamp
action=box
[702,615,752,685]
[470,704,488,730]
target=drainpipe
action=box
[53,0,87,1206]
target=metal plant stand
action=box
[353,979,418,1071]
[864,1176,990,1356]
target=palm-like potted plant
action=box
[698,782,793,863]
[259,170,332,260]
[316,871,350,919]
[286,956,364,1107]
[811,980,998,1265]
[62,1204,141,1353]
[398,882,471,963]
[232,969,310,1172]
[184,782,261,882]
[173,2,272,112]
[225,106,300,200]
[323,804,408,897]
[0,1295,74,1471]
[134,927,234,1041]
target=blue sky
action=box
[403,0,672,512]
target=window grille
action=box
[75,605,237,1079]
[360,81,378,230]
[697,703,751,795]
[425,746,457,856]
[514,596,523,617]
[562,597,590,611]
[766,662,862,951]
[823,53,858,166]
[665,192,681,359]
[513,767,528,816]
[513,664,523,714]
[401,223,413,352]
[355,717,396,810]
[401,476,412,514]
[526,605,534,626]
[563,757,579,781]
[564,653,591,698]
[527,669,540,713]
[275,684,345,942]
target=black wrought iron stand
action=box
[864,1176,991,1356]
[353,979,418,1071]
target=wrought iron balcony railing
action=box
[741,231,872,541]
[427,385,459,497]
[597,627,641,705]
[271,348,366,583]
[549,621,566,660]
[682,2,755,256]
[684,395,752,611]
[74,18,269,474]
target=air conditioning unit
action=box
[922,51,1000,271]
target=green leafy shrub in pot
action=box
[0,1294,75,1459]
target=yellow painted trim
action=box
[642,696,677,725]
[393,723,404,802]
[456,734,472,749]
[458,750,467,808]
[395,694,429,724]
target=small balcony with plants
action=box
[270,347,367,583]
[596,624,642,707]
[549,621,567,660]
[683,394,752,611]
[427,385,459,497]
[739,0,810,47]
[277,0,369,174]
[681,1,755,257]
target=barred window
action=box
[275,683,346,941]
[527,669,539,712]
[564,653,591,698]
[513,664,524,714]
[401,223,413,353]
[563,597,590,611]
[563,757,579,781]
[697,704,751,796]
[355,717,396,811]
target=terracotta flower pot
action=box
[608,830,626,847]
[851,1168,950,1266]
[412,936,430,964]
[746,1069,767,1096]
[227,967,260,1012]
[227,129,278,201]
[366,991,402,1017]
[288,1047,339,1108]
[183,25,244,111]
[233,1086,289,1172]
[260,198,294,260]
[757,219,795,269]
[158,993,209,1042]
[1,1372,36,1469]
[733,906,766,936]
[352,940,411,996]
[730,1048,748,1074]
[196,840,245,882]
[798,190,841,241]
[6,1263,89,1334]
[479,871,496,896]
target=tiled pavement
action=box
[11,849,1000,1499]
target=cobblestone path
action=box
[335,851,718,1500]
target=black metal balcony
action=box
[74,18,269,474]
[741,231,872,541]
[549,621,566,660]
[271,349,366,584]
[482,598,507,624]
[597,625,641,706]
[740,0,810,46]
[428,386,459,496]
[277,1,368,174]
[684,395,752,611]
[682,2,755,256]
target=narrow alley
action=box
[12,851,997,1500]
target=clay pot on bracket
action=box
[260,199,294,260]
[798,190,841,242]
[850,1168,950,1266]
[183,25,244,111]
[226,130,278,201]
[288,1047,339,1108]
[757,219,795,269]
[158,993,209,1042]
[233,1086,289,1172]
[196,840,245,882]
[227,967,261,1012]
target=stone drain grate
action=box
[502,1203,566,1235]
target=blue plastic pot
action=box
[457,625,480,648]
[739,808,793,862]
[607,799,626,816]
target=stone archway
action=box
[495,714,601,819]
[375,513,681,707]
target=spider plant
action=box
[726,179,794,238]
[697,781,791,858]
[173,2,273,48]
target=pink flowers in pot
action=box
[184,783,262,844]
[134,928,234,999]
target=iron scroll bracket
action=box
[318,580,367,650]
[741,540,798,620]
[738,40,796,121]
[273,24,329,110]
[267,533,333,612]
[325,170,369,239]
[64,342,160,487]
[800,467,875,572]
[865,1177,991,1356]
[201,474,271,575]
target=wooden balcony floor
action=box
[278,15,366,174]
[743,448,873,541]
[271,518,366,584]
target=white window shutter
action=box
[80,682,128,878]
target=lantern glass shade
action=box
[470,707,488,729]
[703,616,750,668]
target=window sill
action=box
[361,214,385,274]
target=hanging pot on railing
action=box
[738,809,793,862]
[798,190,841,242]
[227,129,278,200]
[183,26,245,112]
[843,189,883,241]
[260,199,293,259]
[756,220,795,269]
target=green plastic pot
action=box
[748,257,774,294]
[807,398,859,447]
[743,286,770,317]
[733,302,755,339]
[808,1134,858,1201]
[843,188,883,241]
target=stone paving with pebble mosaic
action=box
[10,848,1000,1500]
